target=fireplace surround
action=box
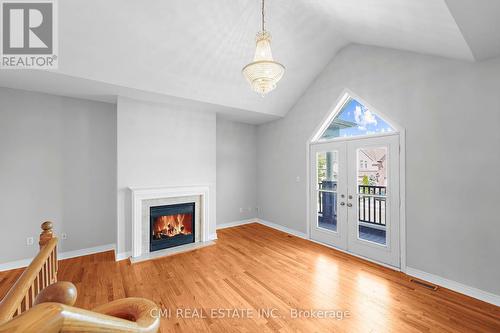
[130,185,213,260]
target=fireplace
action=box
[150,202,195,252]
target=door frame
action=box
[305,89,407,272]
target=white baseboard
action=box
[0,243,116,272]
[256,219,308,239]
[58,243,116,260]
[216,217,308,240]
[216,219,257,230]
[406,267,500,306]
[0,258,33,272]
[208,233,218,241]
[115,251,131,261]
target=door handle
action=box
[347,203,352,207]
[340,202,345,206]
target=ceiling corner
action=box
[445,0,500,61]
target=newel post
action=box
[39,221,54,248]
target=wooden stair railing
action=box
[0,221,58,321]
[0,222,160,333]
[0,298,160,333]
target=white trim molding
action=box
[257,219,308,239]
[58,243,115,260]
[406,267,500,306]
[115,251,132,261]
[0,243,116,272]
[216,219,256,230]
[0,258,32,272]
[130,185,211,259]
[216,218,309,239]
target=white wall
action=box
[0,88,116,263]
[257,44,500,295]
[116,97,216,256]
[216,117,258,225]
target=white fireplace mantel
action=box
[130,185,211,258]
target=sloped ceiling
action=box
[0,0,498,123]
[445,0,500,61]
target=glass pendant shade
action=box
[242,31,285,96]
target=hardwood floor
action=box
[1,223,499,332]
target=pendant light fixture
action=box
[242,0,285,96]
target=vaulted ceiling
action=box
[1,0,499,123]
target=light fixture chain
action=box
[261,0,265,32]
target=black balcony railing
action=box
[317,183,386,228]
[358,185,386,226]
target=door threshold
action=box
[308,238,401,272]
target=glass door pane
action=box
[310,141,347,250]
[356,147,388,245]
[316,151,338,232]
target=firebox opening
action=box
[152,213,193,239]
[150,202,195,252]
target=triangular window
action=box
[317,95,395,141]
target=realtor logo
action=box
[1,0,58,68]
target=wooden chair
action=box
[0,222,160,333]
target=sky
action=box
[323,98,394,138]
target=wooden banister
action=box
[33,281,78,306]
[39,221,55,248]
[0,299,160,333]
[0,222,58,323]
[0,221,160,332]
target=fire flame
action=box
[153,213,193,239]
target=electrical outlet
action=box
[26,237,34,246]
[61,233,68,240]
[296,176,301,182]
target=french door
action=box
[310,135,400,268]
